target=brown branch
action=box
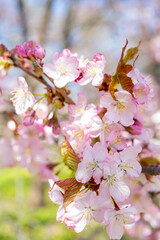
[11,55,51,88]
[142,165,160,175]
[43,72,75,104]
[10,55,75,105]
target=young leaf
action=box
[55,177,81,190]
[123,41,141,64]
[118,72,134,93]
[109,74,119,99]
[61,140,80,171]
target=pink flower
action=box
[99,160,130,202]
[43,49,80,88]
[115,146,142,178]
[64,191,110,232]
[0,67,7,81]
[100,178,130,203]
[16,40,45,60]
[12,125,47,173]
[10,77,35,115]
[106,130,127,151]
[98,115,124,143]
[78,54,105,86]
[127,67,145,83]
[23,109,37,126]
[128,67,152,105]
[100,91,137,126]
[60,120,90,155]
[127,118,143,135]
[68,92,102,138]
[48,179,64,205]
[92,53,106,65]
[104,205,137,240]
[68,92,88,120]
[133,82,150,104]
[75,142,108,184]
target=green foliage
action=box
[0,167,140,240]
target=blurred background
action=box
[1,0,160,239]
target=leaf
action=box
[109,40,140,97]
[123,41,141,64]
[61,140,80,171]
[63,182,83,208]
[0,44,8,56]
[118,73,134,93]
[116,39,128,73]
[117,64,133,74]
[109,74,119,99]
[55,177,80,190]
[55,177,83,208]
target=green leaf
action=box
[123,41,141,64]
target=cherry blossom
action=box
[75,142,108,184]
[43,49,80,88]
[100,91,137,126]
[77,53,105,86]
[10,77,35,115]
[12,125,48,173]
[64,191,111,232]
[1,41,160,240]
[104,205,137,240]
[99,158,130,202]
[115,145,142,178]
[16,40,45,60]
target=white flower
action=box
[10,77,35,114]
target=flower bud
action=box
[126,118,143,135]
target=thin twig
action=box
[11,55,50,88]
[10,55,75,105]
[142,165,160,175]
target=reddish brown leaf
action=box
[55,177,80,190]
[116,39,128,73]
[118,64,133,74]
[97,73,111,91]
[63,182,83,208]
[118,73,134,93]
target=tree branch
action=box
[11,55,51,88]
[142,165,160,175]
[10,55,75,105]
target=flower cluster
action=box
[15,40,45,61]
[0,40,160,239]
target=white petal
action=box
[110,181,130,202]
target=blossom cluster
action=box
[16,40,46,61]
[0,40,160,239]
